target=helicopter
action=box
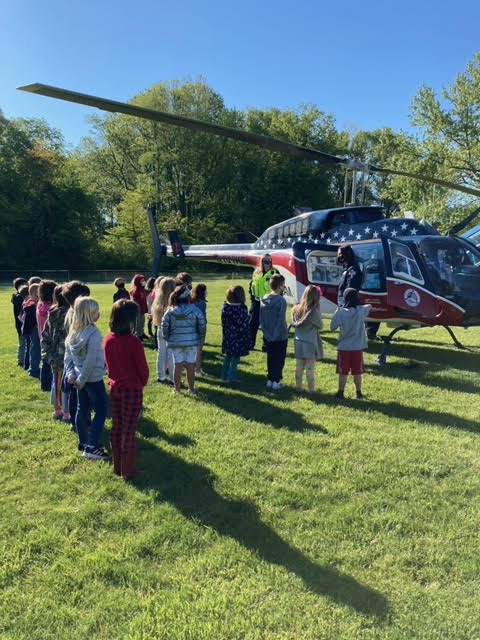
[18,83,480,363]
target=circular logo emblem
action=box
[404,288,421,307]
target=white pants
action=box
[156,330,174,381]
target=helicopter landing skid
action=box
[443,326,466,350]
[375,325,412,366]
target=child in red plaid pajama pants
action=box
[103,300,149,480]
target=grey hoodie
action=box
[330,305,370,351]
[260,293,288,342]
[64,325,106,389]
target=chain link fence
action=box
[0,269,249,286]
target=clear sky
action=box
[1,0,479,149]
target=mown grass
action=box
[1,280,480,639]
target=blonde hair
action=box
[291,285,320,322]
[151,277,176,326]
[28,283,40,299]
[66,296,99,343]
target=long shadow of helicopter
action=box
[132,437,389,618]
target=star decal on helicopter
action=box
[320,232,326,239]
[401,222,408,230]
[333,231,339,238]
[340,236,346,242]
[326,237,332,244]
[410,228,417,235]
[391,230,398,237]
[364,226,371,234]
[355,233,362,240]
[372,231,379,238]
[348,229,354,236]
[382,224,388,232]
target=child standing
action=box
[104,300,149,480]
[11,278,28,367]
[220,285,250,382]
[259,274,288,390]
[192,283,207,376]
[113,277,130,302]
[37,280,57,392]
[145,276,156,338]
[41,285,70,421]
[64,297,108,460]
[290,285,323,393]
[22,283,41,378]
[129,274,148,339]
[161,285,206,395]
[151,277,175,384]
[330,288,371,399]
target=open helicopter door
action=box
[382,236,440,321]
[297,243,341,317]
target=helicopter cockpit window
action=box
[415,237,480,296]
[306,252,343,285]
[389,240,424,285]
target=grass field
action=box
[1,280,480,639]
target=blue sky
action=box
[1,0,479,149]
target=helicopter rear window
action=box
[306,252,343,285]
[302,218,309,234]
[389,240,424,285]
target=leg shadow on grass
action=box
[367,363,480,395]
[197,386,327,434]
[136,415,196,448]
[135,442,389,619]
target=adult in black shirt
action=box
[337,245,362,306]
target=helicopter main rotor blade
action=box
[18,83,342,165]
[373,166,480,197]
[18,83,480,197]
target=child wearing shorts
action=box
[330,288,371,399]
[161,285,206,395]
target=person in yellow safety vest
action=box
[248,254,279,348]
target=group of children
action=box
[11,267,371,479]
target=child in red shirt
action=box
[103,300,149,480]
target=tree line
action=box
[2,53,480,270]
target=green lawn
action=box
[1,280,480,639]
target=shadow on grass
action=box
[367,363,480,395]
[196,386,327,434]
[135,442,389,619]
[323,394,480,434]
[137,415,195,448]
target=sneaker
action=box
[51,411,63,421]
[62,412,71,423]
[172,388,180,395]
[335,390,344,399]
[266,380,273,389]
[272,382,284,390]
[156,377,169,385]
[187,388,198,395]
[195,369,206,377]
[355,390,363,399]
[83,447,109,461]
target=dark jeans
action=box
[27,331,40,377]
[248,299,260,348]
[76,380,108,449]
[40,358,53,392]
[264,339,287,383]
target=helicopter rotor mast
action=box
[18,83,480,199]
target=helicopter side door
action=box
[303,244,341,316]
[383,237,440,319]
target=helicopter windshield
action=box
[413,237,480,297]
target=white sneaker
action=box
[266,380,273,389]
[272,382,284,390]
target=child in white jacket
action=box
[64,296,108,460]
